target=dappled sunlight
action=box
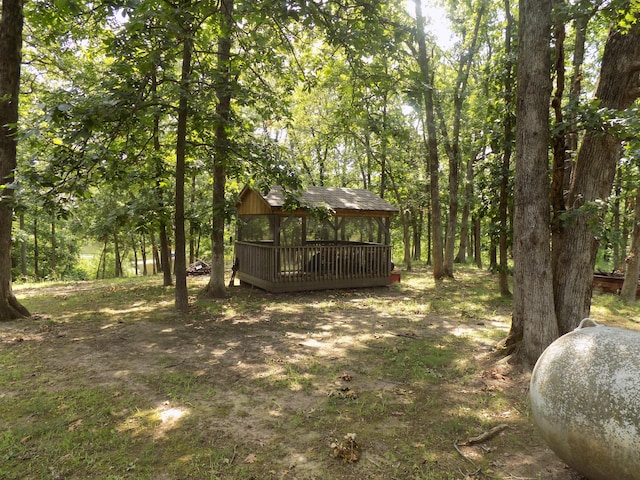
[117,401,191,440]
[99,301,172,318]
[11,268,640,479]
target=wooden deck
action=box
[593,274,640,296]
[234,241,393,293]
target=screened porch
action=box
[233,186,398,293]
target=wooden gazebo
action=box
[234,185,398,292]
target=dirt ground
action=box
[3,273,590,479]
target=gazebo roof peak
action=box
[239,185,398,216]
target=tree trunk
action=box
[0,0,29,320]
[141,235,148,276]
[550,0,568,275]
[413,209,423,263]
[612,165,623,270]
[151,66,172,287]
[158,200,172,285]
[553,21,640,334]
[444,4,484,278]
[510,0,558,368]
[33,215,39,279]
[499,0,514,297]
[426,206,432,265]
[133,237,139,276]
[19,213,26,276]
[50,217,56,278]
[174,19,193,312]
[620,185,640,302]
[455,150,478,264]
[114,233,122,277]
[151,231,159,275]
[206,0,234,298]
[473,216,482,268]
[189,172,196,266]
[402,213,412,270]
[414,0,444,280]
[97,240,107,280]
[566,7,590,158]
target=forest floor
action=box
[2,267,638,479]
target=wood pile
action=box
[186,260,211,276]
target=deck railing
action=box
[234,241,392,291]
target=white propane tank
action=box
[530,319,640,480]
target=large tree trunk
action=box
[553,21,640,334]
[510,0,558,368]
[414,0,444,280]
[620,185,640,302]
[174,20,193,312]
[498,0,514,297]
[0,0,29,321]
[206,0,234,298]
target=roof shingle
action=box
[264,186,398,213]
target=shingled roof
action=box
[264,186,398,214]
[237,185,398,216]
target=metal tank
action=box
[530,318,640,480]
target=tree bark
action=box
[473,216,482,268]
[414,0,444,280]
[499,0,514,297]
[174,19,193,312]
[510,0,558,368]
[566,6,591,158]
[0,0,29,320]
[19,212,26,276]
[206,0,234,298]
[620,184,640,302]
[151,68,173,286]
[553,21,640,334]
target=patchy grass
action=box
[2,267,638,479]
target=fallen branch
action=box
[462,424,509,446]
[393,332,418,339]
[453,438,481,476]
[163,358,186,369]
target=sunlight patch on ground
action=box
[99,302,171,317]
[117,402,191,440]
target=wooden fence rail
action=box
[234,241,392,292]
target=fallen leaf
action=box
[331,433,360,463]
[243,453,257,464]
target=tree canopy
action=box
[2,0,640,365]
